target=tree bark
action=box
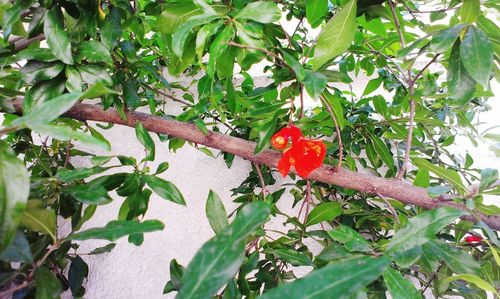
[11,99,500,231]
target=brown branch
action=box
[10,34,45,53]
[254,163,268,198]
[9,99,500,231]
[412,55,440,84]
[396,86,415,179]
[320,96,343,170]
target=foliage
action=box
[0,0,499,298]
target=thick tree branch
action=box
[10,99,500,231]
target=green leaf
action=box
[76,41,112,64]
[303,71,327,100]
[328,224,372,252]
[371,136,394,169]
[459,0,481,24]
[372,95,388,117]
[254,116,277,154]
[57,166,110,182]
[80,81,120,99]
[443,274,499,297]
[259,256,390,299]
[172,14,220,59]
[89,243,116,255]
[393,245,422,268]
[411,158,466,193]
[68,256,89,296]
[35,266,63,299]
[447,41,476,103]
[282,51,307,81]
[422,240,480,274]
[305,202,343,226]
[383,268,421,299]
[101,8,122,50]
[0,230,33,263]
[69,220,165,241]
[306,0,328,28]
[79,64,113,85]
[65,184,111,205]
[135,122,155,161]
[177,202,271,299]
[362,77,382,96]
[31,124,111,151]
[13,92,81,127]
[479,168,498,192]
[145,175,186,205]
[386,207,466,254]
[157,2,202,34]
[271,248,313,266]
[205,190,229,234]
[20,61,64,83]
[44,10,73,64]
[20,200,56,243]
[460,26,493,86]
[196,21,223,59]
[427,186,451,197]
[312,0,357,70]
[0,142,29,252]
[235,2,281,23]
[430,25,464,53]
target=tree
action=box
[0,0,499,297]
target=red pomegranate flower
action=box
[271,125,326,178]
[465,235,482,244]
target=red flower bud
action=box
[465,235,482,243]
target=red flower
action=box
[271,125,326,178]
[465,235,483,244]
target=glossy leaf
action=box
[20,200,57,242]
[76,41,112,64]
[383,267,421,299]
[459,0,481,24]
[371,136,394,169]
[69,220,165,241]
[172,14,220,59]
[0,142,29,251]
[135,122,155,161]
[411,158,466,193]
[312,0,357,70]
[430,25,464,53]
[235,2,281,23]
[144,175,186,205]
[386,207,466,254]
[259,256,390,299]
[460,26,493,86]
[422,240,480,274]
[443,274,499,297]
[328,224,372,252]
[306,0,328,28]
[177,202,271,299]
[447,42,475,103]
[305,202,342,226]
[205,190,229,234]
[44,10,73,64]
[303,71,327,100]
[35,266,63,299]
[272,248,313,266]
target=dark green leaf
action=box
[259,256,390,299]
[20,61,64,83]
[447,41,475,103]
[135,122,155,161]
[328,224,372,252]
[272,248,313,266]
[383,267,421,299]
[101,8,122,50]
[422,240,480,274]
[35,266,63,299]
[89,243,116,255]
[386,207,466,254]
[177,202,270,299]
[303,71,327,100]
[460,26,493,86]
[76,41,112,64]
[44,10,73,64]
[145,175,186,205]
[371,136,394,169]
[254,117,277,154]
[68,256,89,296]
[69,220,165,241]
[65,184,111,205]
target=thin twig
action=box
[412,54,440,83]
[396,85,415,179]
[320,96,343,170]
[387,0,406,48]
[376,192,400,224]
[63,141,72,168]
[254,163,268,199]
[303,180,312,224]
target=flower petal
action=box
[292,139,326,178]
[278,150,294,177]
